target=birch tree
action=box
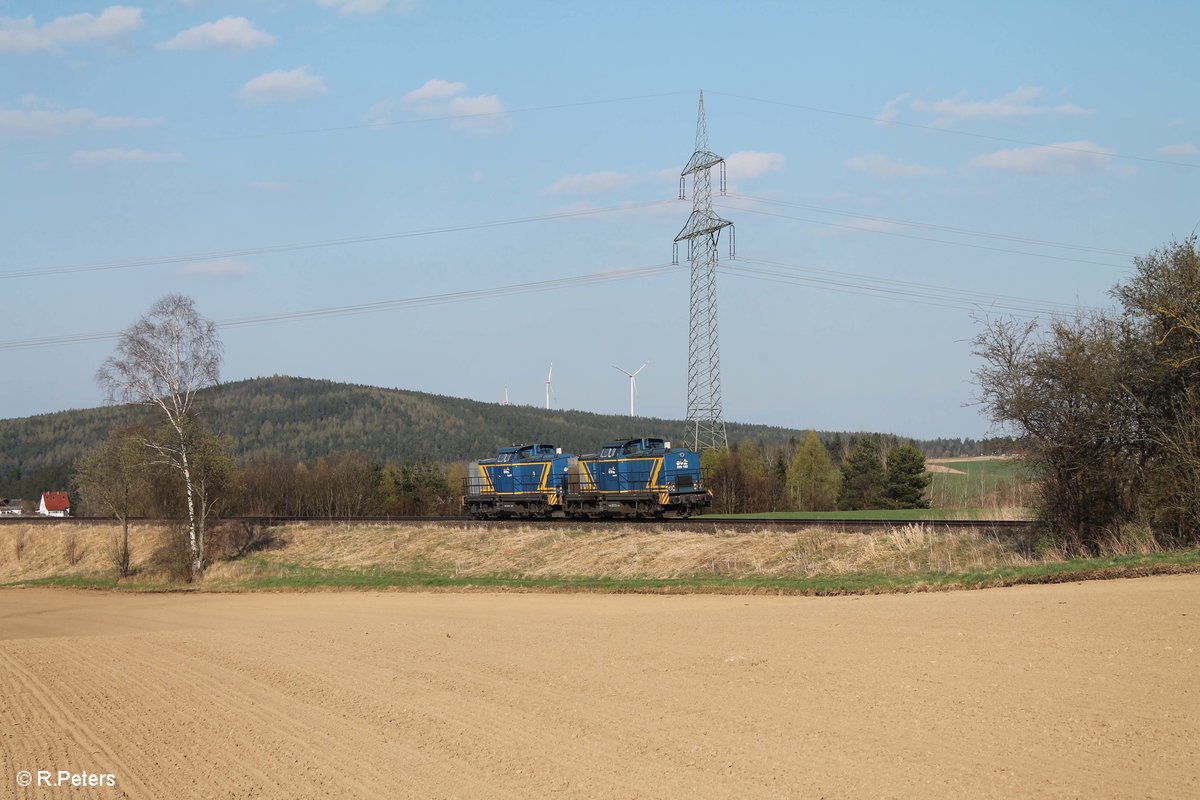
[96,294,222,580]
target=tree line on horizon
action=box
[702,432,932,513]
[0,375,1020,501]
[75,428,933,523]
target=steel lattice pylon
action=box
[674,91,733,452]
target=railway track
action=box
[0,514,1038,534]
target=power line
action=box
[220,264,679,328]
[0,249,1097,353]
[724,257,1104,319]
[0,200,675,280]
[710,91,1200,170]
[739,256,1098,313]
[726,192,1141,259]
[723,262,1000,315]
[719,201,1131,270]
[0,263,681,352]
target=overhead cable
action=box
[719,202,1131,270]
[0,263,681,352]
[0,200,675,281]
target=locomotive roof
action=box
[600,437,666,448]
[496,443,561,461]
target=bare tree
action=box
[96,294,222,580]
[73,426,150,577]
[972,312,1145,550]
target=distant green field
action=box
[927,458,1035,510]
[699,507,1032,521]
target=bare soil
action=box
[923,463,966,474]
[2,577,1197,799]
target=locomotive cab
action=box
[567,437,711,518]
[463,443,573,519]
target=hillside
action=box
[0,375,1006,497]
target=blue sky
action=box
[2,1,1198,439]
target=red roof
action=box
[41,492,70,511]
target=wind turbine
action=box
[503,386,510,406]
[544,363,555,410]
[612,362,648,417]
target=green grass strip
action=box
[698,508,1034,521]
[7,550,1199,596]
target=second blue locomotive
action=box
[463,437,710,519]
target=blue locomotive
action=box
[462,437,711,519]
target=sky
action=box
[2,1,1198,440]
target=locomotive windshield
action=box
[599,446,620,458]
[497,452,514,463]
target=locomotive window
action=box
[497,453,513,463]
[599,447,619,458]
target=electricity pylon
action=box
[674,91,733,452]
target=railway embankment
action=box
[2,519,1198,595]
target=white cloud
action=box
[363,99,402,128]
[446,94,510,133]
[317,0,417,15]
[70,148,185,165]
[911,86,1093,125]
[0,97,163,137]
[382,79,511,135]
[846,153,943,179]
[968,141,1115,175]
[545,171,629,195]
[238,67,327,106]
[1158,143,1200,157]
[179,258,249,276]
[403,78,466,103]
[725,150,785,180]
[0,6,143,54]
[874,93,909,126]
[160,17,275,51]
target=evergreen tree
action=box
[837,435,884,510]
[787,430,841,511]
[881,444,931,509]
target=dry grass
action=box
[0,518,1178,589]
[0,522,173,583]
[205,521,1045,581]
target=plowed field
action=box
[2,577,1197,798]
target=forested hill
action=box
[0,375,1011,497]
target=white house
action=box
[37,491,71,517]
